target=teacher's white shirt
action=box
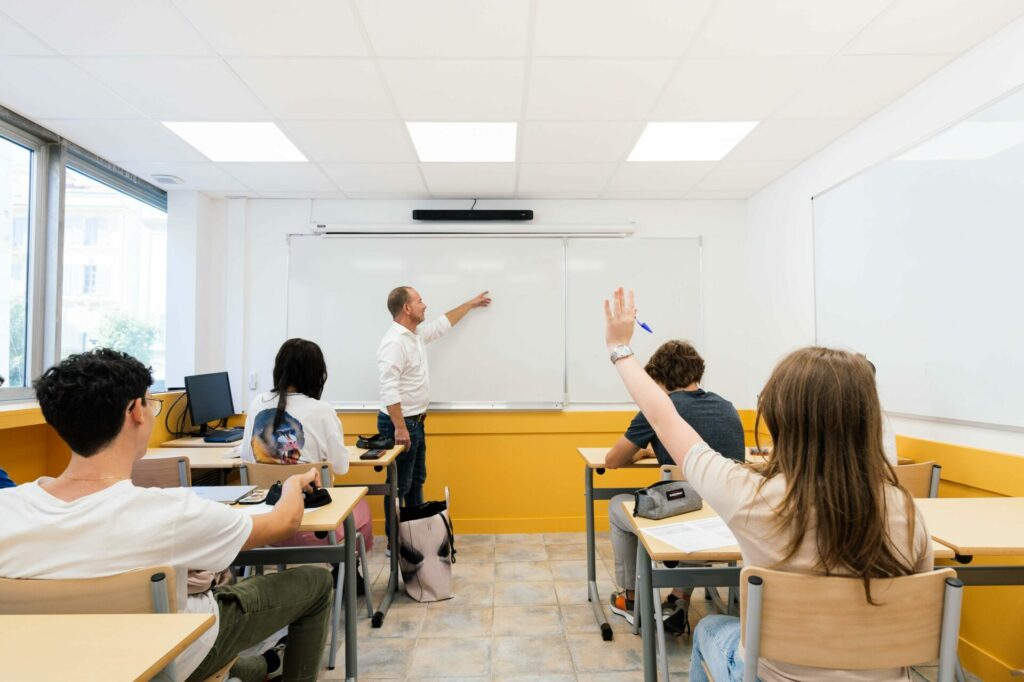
[377,316,451,416]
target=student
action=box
[604,340,744,631]
[241,338,374,554]
[604,289,932,682]
[0,349,332,682]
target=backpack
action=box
[397,488,456,602]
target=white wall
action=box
[747,15,1024,455]
[233,198,750,412]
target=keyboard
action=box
[203,427,244,443]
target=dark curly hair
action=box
[34,348,153,456]
[644,340,705,391]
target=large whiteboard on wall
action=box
[566,238,703,403]
[287,236,566,408]
[286,235,704,408]
[813,91,1024,429]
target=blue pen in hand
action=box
[637,319,653,333]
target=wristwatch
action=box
[609,345,634,364]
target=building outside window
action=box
[0,135,31,388]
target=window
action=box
[0,135,31,389]
[61,168,167,388]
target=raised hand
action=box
[470,291,492,308]
[604,287,636,350]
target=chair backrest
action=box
[740,566,961,674]
[240,461,333,488]
[132,457,191,488]
[894,461,941,498]
[0,566,177,614]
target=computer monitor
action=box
[184,372,235,434]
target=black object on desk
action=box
[360,449,385,460]
[203,427,244,443]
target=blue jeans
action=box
[377,412,427,538]
[690,615,749,682]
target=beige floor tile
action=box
[456,544,496,562]
[577,673,644,681]
[496,544,550,562]
[454,561,496,582]
[356,605,425,639]
[455,533,496,547]
[554,580,615,606]
[543,532,588,545]
[561,604,607,634]
[432,581,494,608]
[492,675,577,682]
[568,632,645,672]
[491,636,575,675]
[336,637,414,679]
[495,560,554,582]
[549,559,607,581]
[494,581,559,606]
[492,605,565,636]
[408,637,491,677]
[419,607,493,638]
[494,533,545,545]
[545,543,590,561]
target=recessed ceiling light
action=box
[406,122,516,162]
[163,122,306,162]
[628,121,759,161]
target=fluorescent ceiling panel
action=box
[628,122,759,161]
[163,122,306,162]
[406,122,516,162]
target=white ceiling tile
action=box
[520,121,643,162]
[690,160,796,191]
[683,189,756,199]
[533,0,715,57]
[600,190,687,199]
[355,0,529,57]
[41,119,207,163]
[654,57,825,120]
[527,59,676,120]
[516,163,616,194]
[604,162,714,193]
[345,192,434,199]
[0,58,140,119]
[229,58,393,120]
[724,118,861,161]
[690,0,892,56]
[420,163,516,196]
[0,14,52,55]
[75,57,270,120]
[776,55,951,118]
[173,0,369,56]
[120,161,249,191]
[382,60,524,121]
[255,191,347,199]
[0,0,209,56]
[219,163,338,192]
[320,163,426,193]
[846,0,1024,55]
[282,121,416,163]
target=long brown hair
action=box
[754,347,916,602]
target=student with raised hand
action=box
[603,289,932,682]
[241,338,374,554]
[0,349,332,682]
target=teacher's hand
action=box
[394,424,412,450]
[469,291,492,308]
[604,287,636,350]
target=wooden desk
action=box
[1,613,213,682]
[143,447,241,470]
[232,487,366,676]
[917,497,1024,557]
[161,436,241,448]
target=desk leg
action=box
[585,467,612,641]
[327,530,342,671]
[638,542,657,682]
[372,461,401,628]
[344,515,358,681]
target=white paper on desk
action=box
[639,517,737,553]
[233,504,315,516]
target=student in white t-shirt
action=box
[0,349,333,682]
[603,289,931,682]
[241,338,374,554]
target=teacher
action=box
[376,286,491,544]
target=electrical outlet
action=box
[248,372,258,390]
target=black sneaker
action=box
[662,607,690,636]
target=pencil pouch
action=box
[633,480,702,520]
[265,481,332,509]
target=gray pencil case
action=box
[633,480,703,520]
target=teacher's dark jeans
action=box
[377,412,427,540]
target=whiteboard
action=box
[287,236,565,408]
[566,238,703,403]
[813,87,1024,429]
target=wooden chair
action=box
[895,461,941,498]
[132,456,191,488]
[713,566,964,682]
[0,566,236,681]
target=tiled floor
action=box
[317,531,979,681]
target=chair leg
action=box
[653,579,670,682]
[632,550,642,635]
[356,532,375,618]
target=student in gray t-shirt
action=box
[604,340,745,632]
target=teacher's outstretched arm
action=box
[605,287,702,467]
[445,290,492,326]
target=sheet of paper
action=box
[232,503,315,516]
[639,516,737,553]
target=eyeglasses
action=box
[141,397,163,417]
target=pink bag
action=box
[397,488,455,602]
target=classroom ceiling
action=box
[1,0,1022,200]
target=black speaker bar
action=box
[412,209,533,221]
